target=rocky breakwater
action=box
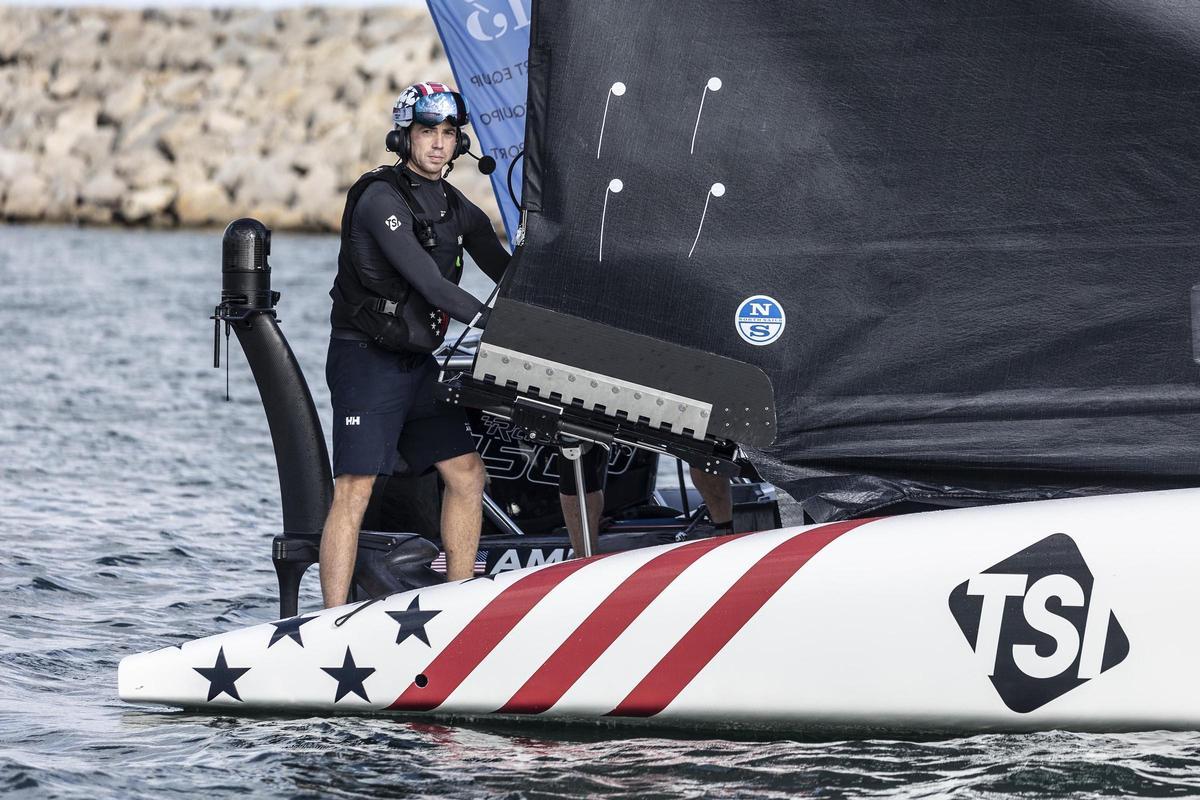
[0,6,501,232]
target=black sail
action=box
[492,0,1200,520]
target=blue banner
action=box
[426,0,530,245]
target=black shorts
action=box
[326,339,476,478]
[557,445,609,496]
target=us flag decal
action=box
[390,519,869,717]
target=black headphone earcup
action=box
[456,131,471,158]
[385,129,409,160]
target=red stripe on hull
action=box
[388,557,601,711]
[609,519,872,718]
[499,534,746,715]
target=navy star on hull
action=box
[268,614,318,648]
[193,647,250,702]
[385,596,440,646]
[321,648,376,703]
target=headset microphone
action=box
[464,151,497,175]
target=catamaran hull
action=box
[119,489,1200,733]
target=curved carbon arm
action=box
[219,218,332,535]
[231,315,332,534]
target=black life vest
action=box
[329,165,465,353]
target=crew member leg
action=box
[435,451,487,580]
[690,467,733,529]
[320,473,377,608]
[559,490,602,558]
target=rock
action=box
[227,11,280,48]
[116,104,172,153]
[3,172,50,219]
[275,8,325,51]
[105,12,155,67]
[151,27,214,71]
[114,150,173,189]
[157,74,207,109]
[294,162,340,229]
[42,153,86,211]
[174,159,208,187]
[147,210,177,229]
[171,8,212,29]
[48,72,81,100]
[275,142,328,176]
[87,64,124,102]
[42,100,99,158]
[190,131,256,177]
[0,15,34,61]
[302,36,362,80]
[0,113,40,151]
[76,204,114,225]
[75,127,116,167]
[80,170,126,206]
[211,153,259,196]
[360,43,412,82]
[290,80,336,120]
[102,81,146,124]
[157,114,205,162]
[43,126,80,159]
[358,12,415,49]
[205,65,246,98]
[317,8,360,42]
[257,204,306,231]
[203,109,247,138]
[176,180,234,226]
[120,184,176,222]
[234,156,296,209]
[53,36,101,72]
[18,19,68,72]
[23,66,52,94]
[242,47,283,83]
[309,104,355,142]
[0,148,37,183]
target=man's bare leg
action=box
[435,451,487,580]
[559,490,603,558]
[689,467,733,527]
[319,473,377,608]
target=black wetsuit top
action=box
[332,166,510,338]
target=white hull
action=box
[119,489,1200,732]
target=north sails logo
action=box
[734,295,785,346]
[385,215,401,231]
[948,533,1129,713]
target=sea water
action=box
[2,224,1199,798]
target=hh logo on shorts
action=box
[385,215,401,231]
[345,416,361,426]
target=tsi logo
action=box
[735,295,786,346]
[385,215,401,231]
[948,534,1129,713]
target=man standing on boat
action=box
[320,82,509,606]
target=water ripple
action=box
[3,226,1198,798]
